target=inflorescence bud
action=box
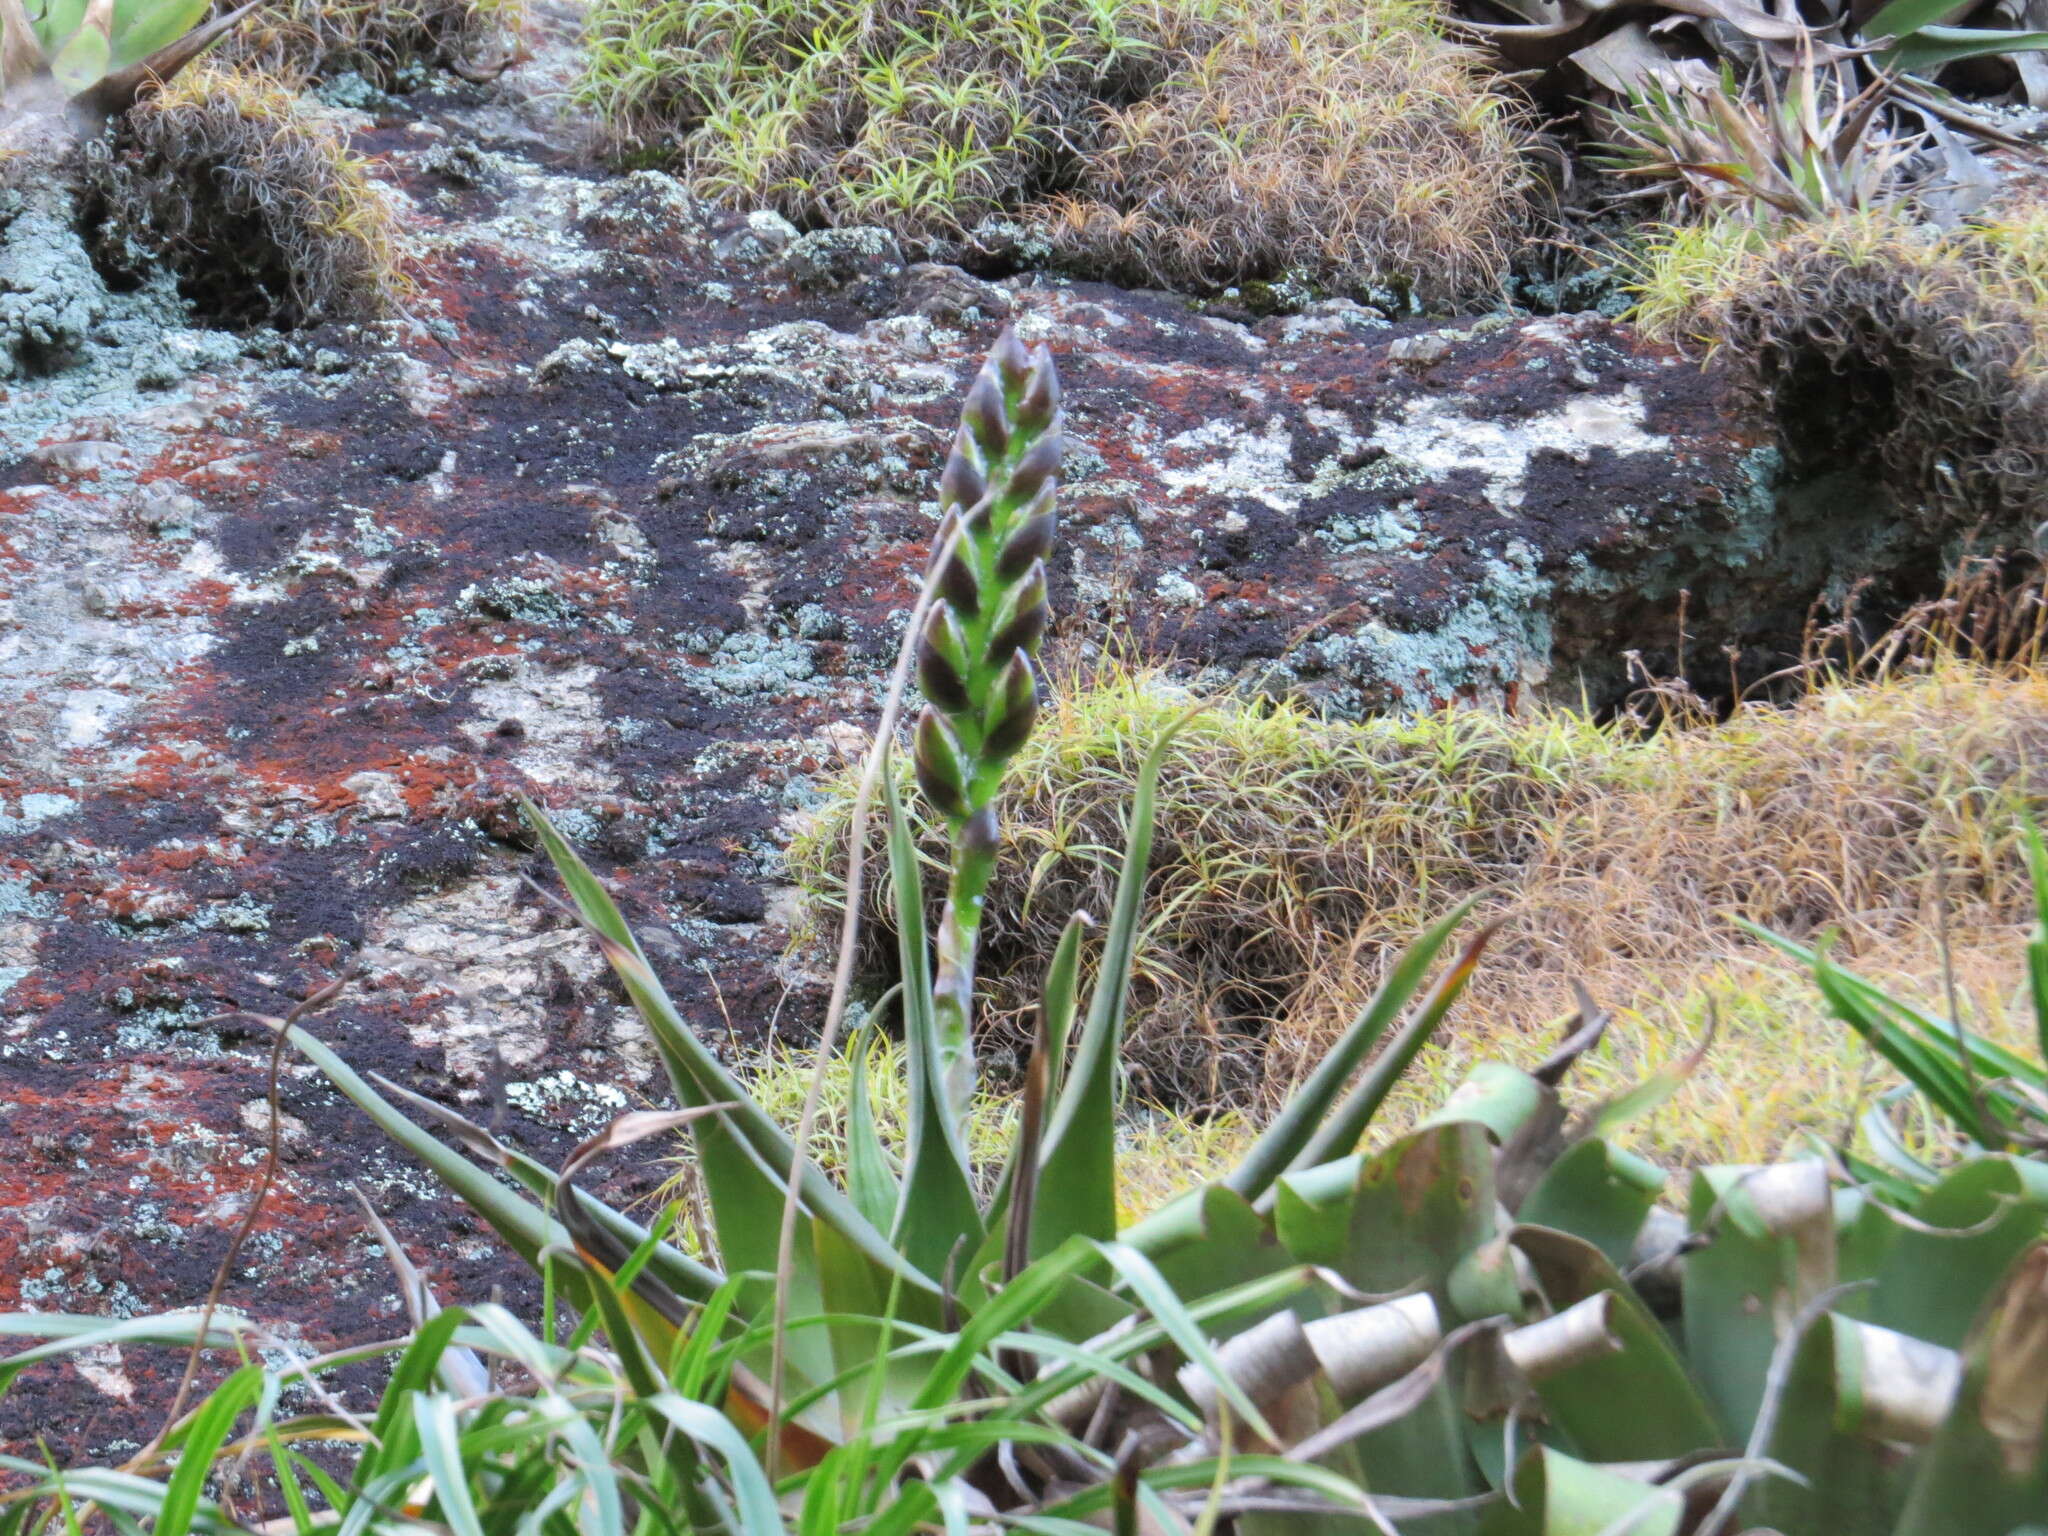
[911,329,1062,831]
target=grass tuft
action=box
[87,63,411,325]
[218,0,524,88]
[575,0,1530,306]
[1630,208,2048,520]
[793,653,2048,1163]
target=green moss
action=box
[575,0,1531,305]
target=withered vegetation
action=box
[86,63,409,325]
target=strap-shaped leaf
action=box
[1286,925,1495,1174]
[524,800,925,1290]
[1033,715,1188,1251]
[846,1025,901,1235]
[1230,898,1477,1201]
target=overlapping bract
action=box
[913,330,1060,1120]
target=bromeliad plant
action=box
[1591,54,1931,222]
[1465,0,2048,223]
[4,330,2047,1535]
[0,0,254,123]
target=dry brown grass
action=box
[576,0,1530,307]
[1632,210,2048,522]
[86,63,410,325]
[1038,0,1529,302]
[791,641,2048,1165]
[218,0,523,88]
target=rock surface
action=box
[0,29,1940,1456]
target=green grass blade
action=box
[157,1364,264,1536]
[412,1393,487,1536]
[846,1025,902,1236]
[910,1236,1096,1410]
[1227,898,1476,1200]
[1812,954,1987,1137]
[264,1423,317,1536]
[1743,921,2040,1082]
[0,1312,252,1397]
[644,1394,783,1536]
[1092,1240,1279,1446]
[357,1308,467,1489]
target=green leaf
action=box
[1230,899,1476,1201]
[411,1393,487,1536]
[1891,1243,2048,1536]
[881,766,984,1280]
[1145,1183,1290,1302]
[1038,908,1087,1108]
[157,1363,264,1536]
[28,0,85,54]
[2027,817,2048,1071]
[0,1312,252,1397]
[1336,1122,1499,1305]
[107,0,207,68]
[845,1026,901,1236]
[911,1236,1097,1411]
[1287,926,1494,1173]
[1477,1447,1682,1536]
[1419,1060,1546,1144]
[46,23,105,91]
[524,800,924,1291]
[1517,1140,1665,1270]
[1037,718,1186,1252]
[1507,1227,1722,1462]
[1092,1239,1280,1446]
[1810,952,1985,1137]
[1748,1314,1909,1536]
[1863,0,1968,42]
[1889,24,2048,72]
[1861,1156,2048,1348]
[645,1393,786,1536]
[1680,1164,1830,1442]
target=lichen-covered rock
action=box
[713,207,799,264]
[774,226,905,292]
[0,188,106,380]
[901,262,1013,324]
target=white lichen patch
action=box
[359,873,608,1094]
[1156,416,1297,509]
[459,657,616,794]
[0,486,225,770]
[1365,387,1670,511]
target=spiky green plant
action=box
[1592,57,1926,222]
[1751,820,2048,1183]
[166,328,1493,1495]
